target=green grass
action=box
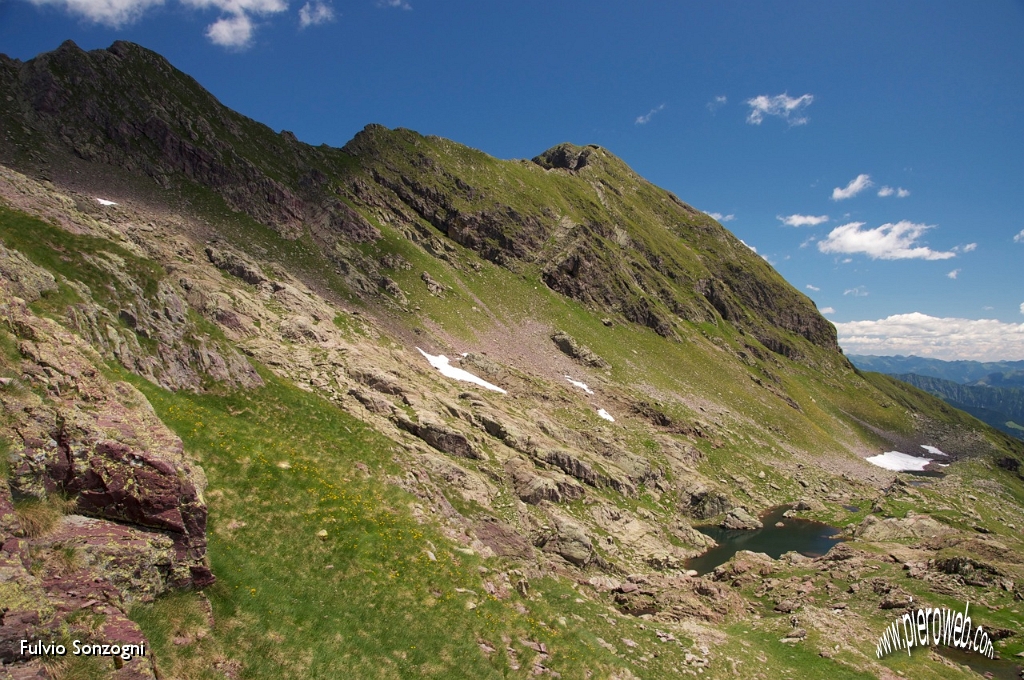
[126,367,681,679]
[0,436,11,481]
[0,204,164,311]
[723,623,879,680]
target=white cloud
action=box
[962,243,977,253]
[203,13,254,47]
[820,306,835,314]
[745,93,813,126]
[831,174,873,201]
[817,220,956,261]
[377,0,411,7]
[740,239,757,253]
[834,312,1024,361]
[1020,302,1024,315]
[844,286,868,297]
[27,0,165,27]
[947,269,960,279]
[805,284,820,292]
[1014,229,1024,243]
[706,211,735,222]
[778,213,828,227]
[299,0,333,26]
[878,186,911,198]
[184,0,289,47]
[635,104,666,125]
[32,0,331,41]
[707,95,727,112]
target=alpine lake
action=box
[685,505,844,576]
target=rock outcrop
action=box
[1,283,213,587]
[0,272,212,676]
[550,330,609,368]
[720,508,763,530]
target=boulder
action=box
[541,513,594,566]
[854,513,951,541]
[721,508,763,531]
[472,517,534,560]
[397,414,482,460]
[687,485,732,520]
[507,459,561,504]
[550,331,609,368]
[205,245,267,285]
[0,244,57,302]
[506,458,584,505]
[794,498,824,512]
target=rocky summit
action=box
[0,40,1023,679]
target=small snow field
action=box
[865,450,933,471]
[920,445,948,457]
[597,408,614,422]
[565,376,594,394]
[96,198,118,206]
[417,348,506,394]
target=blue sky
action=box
[3,1,1023,360]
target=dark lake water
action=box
[685,505,844,575]
[936,645,1023,680]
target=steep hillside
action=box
[894,374,1024,440]
[848,357,1024,440]
[1,41,1024,680]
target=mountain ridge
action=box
[1,40,836,361]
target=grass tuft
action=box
[14,495,77,538]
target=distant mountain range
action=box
[848,355,1024,386]
[849,355,1024,439]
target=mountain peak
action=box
[532,142,603,172]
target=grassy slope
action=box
[126,368,696,679]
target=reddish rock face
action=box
[0,281,214,675]
[0,495,164,677]
[2,291,213,590]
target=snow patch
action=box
[920,445,948,457]
[416,348,506,394]
[597,408,615,422]
[865,451,933,471]
[565,376,594,394]
[96,198,118,206]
